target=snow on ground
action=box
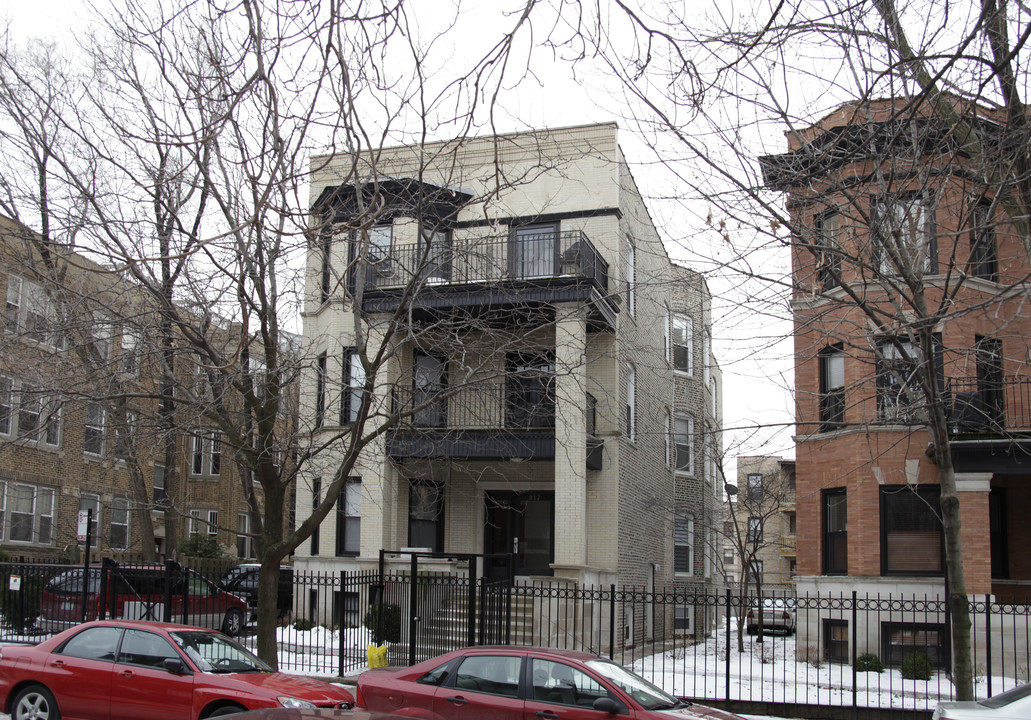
[249,622,1025,714]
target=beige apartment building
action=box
[295,123,725,633]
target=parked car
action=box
[355,645,747,720]
[37,563,250,636]
[745,597,796,635]
[0,619,354,720]
[933,682,1031,719]
[219,564,294,622]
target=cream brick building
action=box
[295,124,723,627]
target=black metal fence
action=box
[0,558,1028,717]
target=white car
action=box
[745,597,796,635]
[933,683,1031,719]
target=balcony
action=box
[946,376,1031,475]
[386,384,602,469]
[358,231,618,330]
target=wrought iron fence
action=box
[0,559,1027,716]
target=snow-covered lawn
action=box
[251,622,1027,713]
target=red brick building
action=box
[763,97,1031,666]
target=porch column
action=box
[358,322,399,565]
[553,304,588,574]
[955,472,992,595]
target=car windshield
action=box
[982,683,1031,709]
[585,660,684,710]
[170,630,271,674]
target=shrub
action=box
[363,603,402,643]
[900,652,934,681]
[177,534,229,559]
[855,653,884,673]
[292,618,316,631]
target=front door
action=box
[485,491,554,578]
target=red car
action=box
[0,620,353,720]
[356,646,745,720]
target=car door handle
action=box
[445,696,469,705]
[49,660,64,668]
[119,669,135,678]
[535,712,559,718]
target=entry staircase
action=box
[415,592,537,659]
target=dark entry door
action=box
[485,491,554,578]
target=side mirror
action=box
[163,658,187,675]
[593,698,621,714]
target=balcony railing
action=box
[391,384,555,431]
[359,230,609,294]
[946,376,1031,433]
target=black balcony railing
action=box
[360,230,609,294]
[392,384,555,431]
[946,376,1031,432]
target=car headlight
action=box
[277,696,317,709]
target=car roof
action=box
[451,645,602,662]
[73,619,224,633]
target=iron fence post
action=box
[852,591,857,720]
[725,587,731,704]
[339,571,347,679]
[409,553,418,667]
[468,557,477,647]
[608,584,615,659]
[985,594,992,697]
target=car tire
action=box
[12,684,60,720]
[221,607,245,636]
[206,705,245,718]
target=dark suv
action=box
[218,564,294,621]
[38,562,249,635]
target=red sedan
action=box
[356,646,745,720]
[0,620,353,720]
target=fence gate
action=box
[378,550,514,665]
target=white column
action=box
[553,304,588,572]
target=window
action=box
[703,329,711,386]
[84,403,105,456]
[118,628,180,669]
[237,512,254,559]
[625,363,635,442]
[506,352,555,428]
[121,326,140,375]
[871,193,937,275]
[664,306,671,363]
[882,622,947,668]
[314,352,327,428]
[5,274,62,348]
[674,606,695,634]
[456,654,522,698]
[153,464,166,508]
[190,431,222,476]
[367,225,393,263]
[7,483,54,544]
[674,415,694,474]
[348,225,393,292]
[92,314,113,362]
[969,198,997,281]
[110,498,129,549]
[0,376,11,435]
[664,410,671,467]
[189,509,218,537]
[413,352,447,428]
[626,241,636,317]
[114,411,136,460]
[320,233,333,302]
[704,528,712,578]
[336,478,361,556]
[79,495,100,547]
[674,514,694,574]
[511,223,557,278]
[814,211,841,289]
[723,547,735,565]
[746,559,763,584]
[747,517,763,544]
[310,478,320,555]
[16,386,60,447]
[975,335,1004,429]
[59,626,123,661]
[823,488,847,575]
[340,348,365,425]
[418,225,451,283]
[530,658,609,705]
[747,474,763,503]
[819,344,845,431]
[408,481,444,552]
[824,619,849,663]
[876,336,942,423]
[672,314,693,374]
[881,485,943,575]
